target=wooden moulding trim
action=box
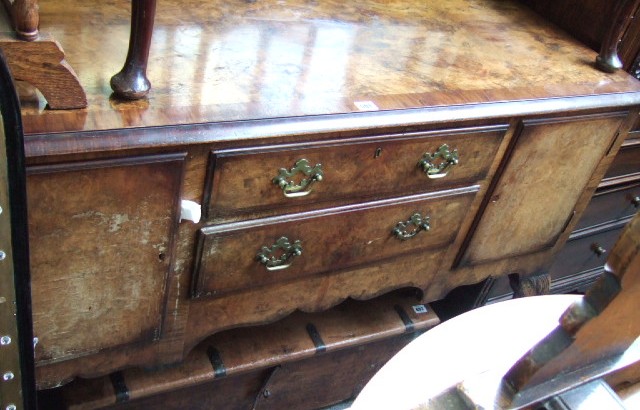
[207,124,509,157]
[25,152,188,175]
[621,136,640,147]
[23,93,640,159]
[569,216,634,241]
[451,119,526,269]
[594,179,640,195]
[600,172,640,188]
[549,266,605,294]
[625,130,640,140]
[199,185,480,235]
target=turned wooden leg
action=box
[596,0,640,73]
[110,0,156,99]
[2,0,40,41]
[508,272,551,298]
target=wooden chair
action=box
[353,212,640,409]
[0,49,37,410]
[0,0,87,109]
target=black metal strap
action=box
[394,305,415,333]
[110,372,130,403]
[306,323,326,353]
[207,346,227,378]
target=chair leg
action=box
[110,0,157,99]
[509,272,551,298]
[2,0,40,41]
[596,0,640,73]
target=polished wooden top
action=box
[12,0,640,141]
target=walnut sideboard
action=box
[16,0,640,389]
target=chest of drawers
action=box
[16,0,640,391]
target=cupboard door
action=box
[458,113,625,266]
[27,154,185,364]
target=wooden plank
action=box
[60,290,438,409]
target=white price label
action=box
[412,304,428,314]
[354,100,379,111]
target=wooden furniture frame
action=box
[0,50,36,410]
[485,0,640,303]
[0,0,87,109]
[12,1,640,407]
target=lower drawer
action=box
[603,140,640,182]
[193,187,477,299]
[547,226,624,285]
[485,223,628,303]
[574,182,640,231]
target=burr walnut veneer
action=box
[17,0,640,390]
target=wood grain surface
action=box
[0,32,87,109]
[194,188,476,298]
[2,0,39,40]
[205,127,503,220]
[60,290,438,409]
[15,0,640,137]
[27,154,185,365]
[459,113,626,265]
[18,0,640,390]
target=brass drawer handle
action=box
[393,213,430,240]
[631,195,640,208]
[272,159,323,198]
[591,243,607,257]
[418,144,459,179]
[256,237,303,271]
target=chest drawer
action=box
[193,187,477,299]
[547,226,623,282]
[204,127,504,219]
[575,183,640,231]
[485,223,626,303]
[603,140,640,182]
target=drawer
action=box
[603,141,640,181]
[486,223,626,303]
[574,183,640,231]
[204,127,504,219]
[192,187,477,298]
[548,226,624,282]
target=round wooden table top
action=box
[351,294,582,410]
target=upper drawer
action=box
[192,187,477,299]
[204,127,504,219]
[603,140,640,182]
[575,183,640,231]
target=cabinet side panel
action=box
[458,114,624,266]
[27,155,185,364]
